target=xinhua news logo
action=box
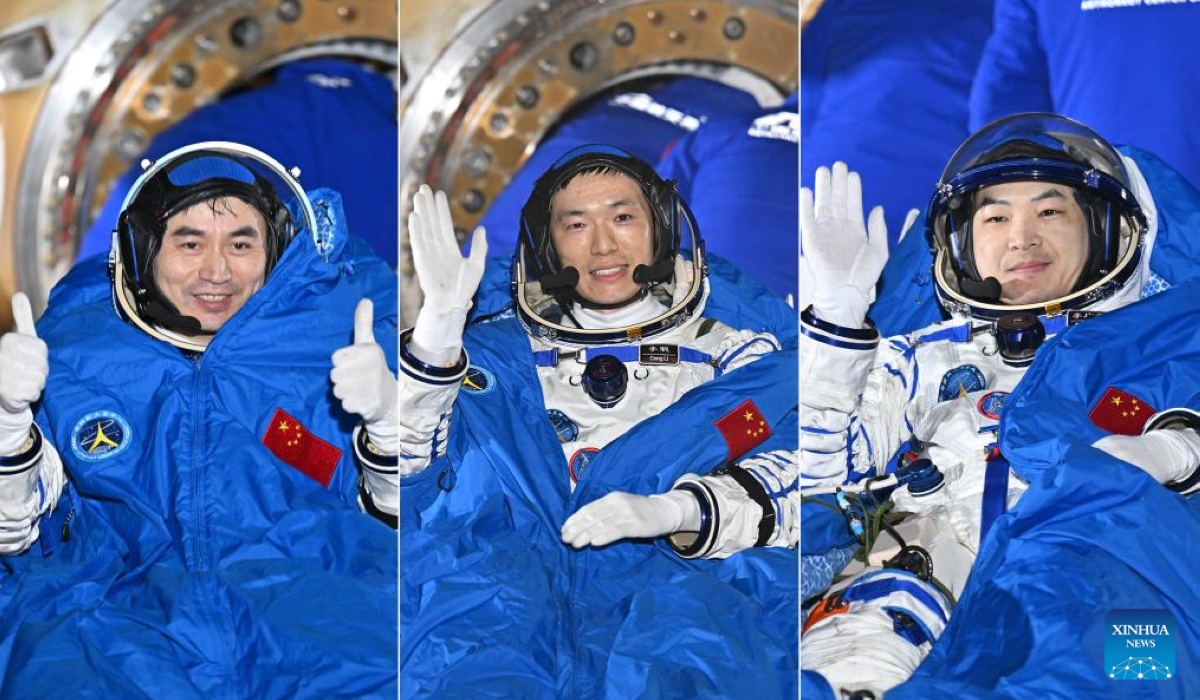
[1106,609,1176,681]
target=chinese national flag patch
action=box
[261,408,342,487]
[1089,387,1157,436]
[714,399,772,461]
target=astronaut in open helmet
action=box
[511,144,707,344]
[110,143,401,512]
[0,136,401,692]
[927,112,1149,321]
[798,114,1200,698]
[399,144,796,560]
[111,142,306,353]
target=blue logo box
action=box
[1105,609,1176,681]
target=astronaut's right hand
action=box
[408,185,487,367]
[0,293,48,455]
[800,161,889,329]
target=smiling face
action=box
[970,180,1090,305]
[151,196,268,340]
[549,170,655,307]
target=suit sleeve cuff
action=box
[399,328,469,385]
[1145,408,1200,495]
[0,423,44,475]
[800,306,879,351]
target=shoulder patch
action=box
[1090,386,1157,435]
[261,408,343,487]
[70,411,132,461]
[462,366,496,395]
[976,391,1009,420]
[715,399,771,461]
[938,364,987,402]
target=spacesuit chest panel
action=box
[911,339,1026,472]
[536,348,716,486]
[528,312,736,488]
[892,338,1031,554]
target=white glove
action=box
[561,489,701,549]
[408,185,487,367]
[0,293,48,455]
[896,208,922,245]
[800,162,888,328]
[331,298,398,454]
[1093,429,1200,486]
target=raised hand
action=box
[408,185,487,367]
[800,162,889,328]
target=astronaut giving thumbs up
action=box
[0,293,66,553]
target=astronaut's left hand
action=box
[331,298,398,454]
[561,490,700,548]
[800,161,888,329]
[0,293,48,456]
[1093,424,1200,490]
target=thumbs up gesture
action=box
[0,293,48,454]
[331,298,398,454]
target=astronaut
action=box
[398,145,798,696]
[798,113,1200,698]
[0,143,398,696]
[403,144,796,556]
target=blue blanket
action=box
[1,190,399,699]
[890,278,1200,699]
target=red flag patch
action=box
[714,399,772,461]
[1089,387,1157,436]
[261,408,342,487]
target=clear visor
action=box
[938,112,1132,187]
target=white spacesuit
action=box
[399,145,797,559]
[799,114,1200,698]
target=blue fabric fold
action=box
[1,190,399,698]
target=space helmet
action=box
[512,144,707,344]
[926,113,1147,321]
[111,141,316,352]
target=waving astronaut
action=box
[399,144,796,559]
[799,113,1200,698]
